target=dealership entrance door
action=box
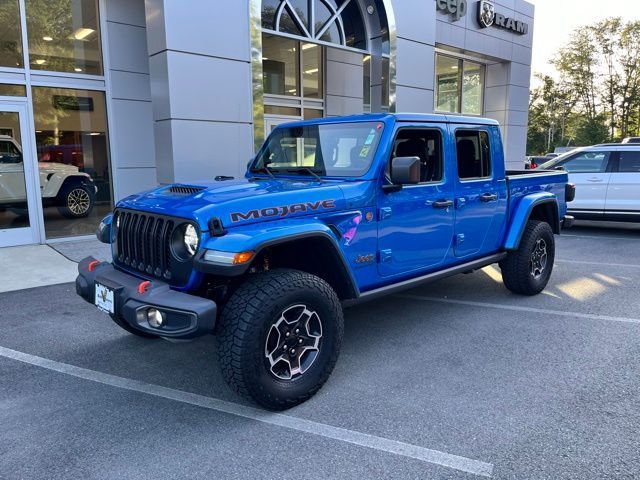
[0,102,42,247]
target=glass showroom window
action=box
[32,87,112,239]
[435,54,485,115]
[25,0,103,75]
[0,0,24,67]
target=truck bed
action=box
[505,169,570,220]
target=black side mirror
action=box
[391,156,421,184]
[554,166,566,171]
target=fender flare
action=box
[504,192,559,251]
[194,225,360,299]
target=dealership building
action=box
[0,0,534,246]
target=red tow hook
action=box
[87,260,100,272]
[137,281,151,295]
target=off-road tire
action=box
[57,183,95,218]
[110,314,159,339]
[217,269,344,410]
[500,220,555,295]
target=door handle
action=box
[433,200,454,209]
[480,193,498,202]
[587,178,603,182]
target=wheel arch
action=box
[504,194,560,251]
[195,230,360,301]
[252,232,359,301]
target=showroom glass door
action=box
[0,102,41,247]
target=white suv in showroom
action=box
[539,144,640,222]
[0,135,97,218]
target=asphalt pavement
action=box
[1,222,639,479]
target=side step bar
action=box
[344,253,507,307]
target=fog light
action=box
[147,308,164,328]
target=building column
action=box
[484,60,532,169]
[144,0,254,183]
[391,0,436,113]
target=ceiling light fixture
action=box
[43,36,53,42]
[304,68,319,74]
[73,28,95,40]
[34,59,46,65]
[302,44,317,50]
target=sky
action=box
[530,0,640,75]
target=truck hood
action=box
[116,178,365,230]
[38,162,80,174]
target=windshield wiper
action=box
[251,165,276,179]
[286,167,324,183]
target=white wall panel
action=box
[395,85,434,113]
[106,0,145,26]
[110,71,151,101]
[111,100,156,168]
[164,52,253,123]
[115,167,158,198]
[107,22,149,74]
[167,120,254,181]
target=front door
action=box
[0,102,41,247]
[377,125,455,277]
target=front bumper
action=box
[75,257,217,339]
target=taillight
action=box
[531,162,537,169]
[566,183,576,203]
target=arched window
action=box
[262,0,367,50]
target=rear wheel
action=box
[217,269,344,410]
[500,220,555,295]
[57,183,95,218]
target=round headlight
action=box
[183,224,199,256]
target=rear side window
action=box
[558,151,610,173]
[618,151,640,173]
[456,130,491,179]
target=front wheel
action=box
[500,220,555,295]
[216,269,344,410]
[57,183,95,218]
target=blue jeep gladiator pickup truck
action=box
[77,113,574,410]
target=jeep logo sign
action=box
[436,0,467,22]
[477,0,529,35]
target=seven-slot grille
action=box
[113,210,192,285]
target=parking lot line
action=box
[396,295,640,325]
[555,259,640,269]
[0,345,494,478]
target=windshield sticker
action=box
[230,199,337,223]
[359,145,371,158]
[364,130,376,146]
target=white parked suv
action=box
[539,144,640,222]
[0,135,97,218]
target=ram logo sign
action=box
[230,200,337,223]
[477,0,529,35]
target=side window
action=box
[618,151,640,173]
[456,130,491,180]
[559,152,609,173]
[390,129,444,183]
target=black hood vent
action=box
[166,185,205,196]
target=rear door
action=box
[554,150,612,215]
[377,124,455,277]
[605,149,640,217]
[452,126,507,258]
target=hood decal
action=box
[230,199,336,223]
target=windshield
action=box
[538,150,579,170]
[252,122,384,177]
